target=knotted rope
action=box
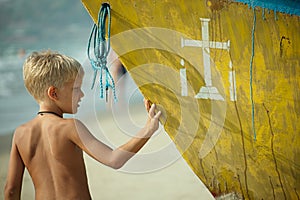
[87,3,117,102]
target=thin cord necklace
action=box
[37,111,63,118]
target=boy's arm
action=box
[70,100,161,169]
[108,101,161,168]
[4,134,25,200]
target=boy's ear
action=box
[47,86,58,100]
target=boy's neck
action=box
[37,111,63,118]
[39,103,63,118]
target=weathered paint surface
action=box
[82,0,300,199]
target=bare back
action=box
[14,115,91,200]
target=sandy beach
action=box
[0,102,214,200]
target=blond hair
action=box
[23,50,83,101]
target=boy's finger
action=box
[148,103,156,117]
[144,99,151,112]
[154,111,162,119]
[144,99,148,109]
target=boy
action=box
[4,50,161,200]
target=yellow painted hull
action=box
[82,0,300,199]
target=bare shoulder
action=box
[59,118,85,133]
[62,118,85,128]
[13,119,36,143]
[59,118,90,141]
[61,118,100,153]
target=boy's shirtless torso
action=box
[5,51,162,200]
[14,114,91,200]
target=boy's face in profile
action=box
[56,74,84,114]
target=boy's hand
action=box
[144,99,161,136]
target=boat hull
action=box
[82,0,300,199]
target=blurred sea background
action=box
[0,0,104,134]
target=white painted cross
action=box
[181,18,237,101]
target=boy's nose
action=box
[80,90,85,98]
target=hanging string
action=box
[262,8,266,20]
[250,8,257,141]
[87,3,117,102]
